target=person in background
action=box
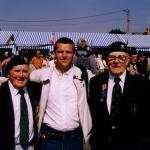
[73,38,97,75]
[0,56,41,150]
[31,50,43,69]
[30,37,92,150]
[136,52,148,77]
[88,42,150,150]
[1,51,12,76]
[96,53,107,74]
[127,47,139,75]
[42,55,50,68]
[0,51,10,61]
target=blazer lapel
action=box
[1,82,15,147]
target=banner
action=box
[50,32,55,45]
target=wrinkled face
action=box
[54,43,75,73]
[129,55,138,64]
[106,51,129,76]
[8,64,30,89]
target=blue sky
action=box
[0,0,150,33]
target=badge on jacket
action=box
[100,83,107,102]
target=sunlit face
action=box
[8,64,30,89]
[106,51,129,76]
[36,50,41,58]
[54,43,75,73]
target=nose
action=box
[62,52,67,57]
[18,71,24,77]
[114,57,120,63]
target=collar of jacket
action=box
[42,64,83,82]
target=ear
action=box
[126,54,130,65]
[53,52,56,60]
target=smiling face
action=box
[8,64,30,89]
[106,51,129,76]
[54,43,75,73]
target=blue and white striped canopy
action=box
[0,31,150,52]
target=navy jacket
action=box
[0,81,41,150]
[88,70,150,150]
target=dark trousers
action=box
[38,124,83,150]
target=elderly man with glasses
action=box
[88,42,150,150]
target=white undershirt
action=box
[107,71,126,114]
[9,81,34,144]
[43,67,79,131]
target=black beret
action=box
[128,47,137,56]
[138,51,145,56]
[105,41,128,56]
[5,55,29,72]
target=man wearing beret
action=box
[88,42,150,150]
[0,56,41,150]
[127,47,139,75]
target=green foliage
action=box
[109,29,126,34]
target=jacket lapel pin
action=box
[100,83,107,103]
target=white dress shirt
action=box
[107,71,126,114]
[43,67,79,131]
[8,81,34,144]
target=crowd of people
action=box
[0,37,150,150]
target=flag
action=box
[6,34,14,44]
[50,32,55,45]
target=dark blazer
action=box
[88,70,150,150]
[0,81,41,150]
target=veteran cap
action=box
[5,55,29,72]
[105,41,128,56]
[128,47,137,56]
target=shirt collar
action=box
[54,66,73,76]
[109,70,126,84]
[8,80,27,96]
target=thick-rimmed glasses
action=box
[107,55,129,63]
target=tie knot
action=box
[18,89,25,95]
[114,77,121,83]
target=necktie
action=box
[18,89,29,147]
[110,77,122,118]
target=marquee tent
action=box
[0,31,150,55]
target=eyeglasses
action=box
[107,55,128,63]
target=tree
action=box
[109,29,126,34]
